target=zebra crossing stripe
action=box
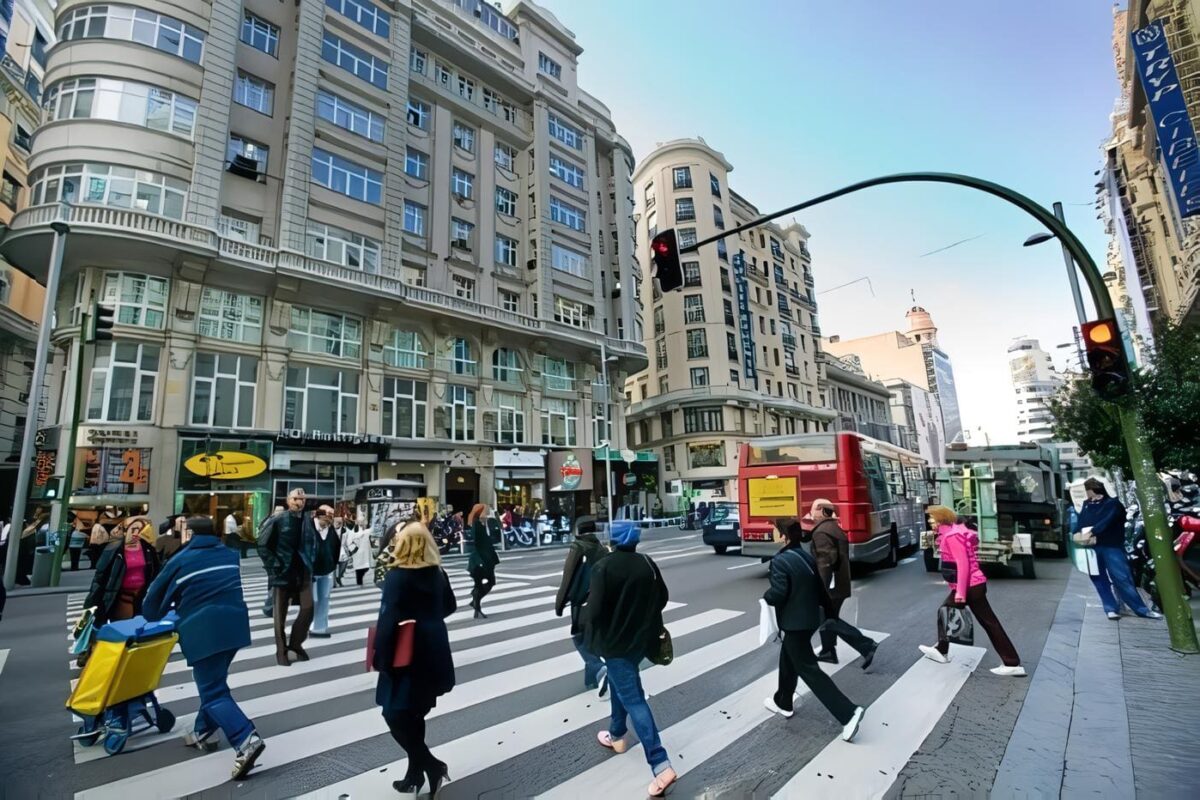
[540,631,889,798]
[300,622,761,800]
[772,644,986,799]
[74,608,729,798]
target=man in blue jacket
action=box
[142,516,266,780]
[1075,478,1162,620]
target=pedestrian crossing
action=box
[61,546,993,799]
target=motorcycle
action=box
[503,521,537,549]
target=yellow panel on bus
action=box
[747,476,798,518]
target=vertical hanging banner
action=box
[1130,19,1200,218]
[733,250,758,388]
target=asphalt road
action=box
[0,529,1071,799]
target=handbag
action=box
[758,598,780,646]
[938,605,975,646]
[641,554,673,666]
[939,559,959,584]
[365,619,416,671]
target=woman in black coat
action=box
[466,503,499,619]
[374,521,456,797]
[84,517,160,625]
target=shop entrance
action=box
[445,469,479,515]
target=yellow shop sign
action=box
[183,451,268,481]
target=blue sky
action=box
[538,0,1121,443]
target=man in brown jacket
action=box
[810,499,877,668]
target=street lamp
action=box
[598,342,619,541]
[4,205,71,591]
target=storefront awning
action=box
[494,450,546,469]
[593,447,658,462]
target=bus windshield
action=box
[744,435,837,466]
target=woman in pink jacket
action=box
[920,506,1025,677]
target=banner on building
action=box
[1130,20,1200,219]
[549,449,593,492]
[733,250,758,387]
[77,448,151,495]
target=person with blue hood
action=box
[582,521,677,797]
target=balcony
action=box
[781,333,797,348]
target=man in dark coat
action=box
[810,500,877,666]
[256,488,315,665]
[554,517,609,690]
[143,516,266,780]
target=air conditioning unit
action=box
[228,155,261,180]
[526,258,537,270]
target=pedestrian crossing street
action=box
[61,538,988,799]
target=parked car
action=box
[702,501,740,554]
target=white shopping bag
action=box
[759,598,780,645]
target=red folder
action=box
[366,619,415,671]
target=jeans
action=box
[936,584,1021,666]
[818,597,876,657]
[605,657,671,776]
[570,605,604,686]
[775,630,857,724]
[312,573,333,633]
[1090,545,1150,615]
[192,650,255,749]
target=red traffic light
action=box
[650,229,683,293]
[1081,318,1130,399]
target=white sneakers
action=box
[841,706,865,742]
[763,696,794,719]
[1107,612,1120,620]
[918,645,950,664]
[1142,611,1164,619]
[989,665,1028,677]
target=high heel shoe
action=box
[426,762,450,798]
[391,773,424,795]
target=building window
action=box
[547,113,583,149]
[284,365,359,434]
[491,392,525,444]
[327,0,390,36]
[710,172,721,198]
[287,307,362,358]
[538,51,562,79]
[317,90,385,142]
[454,73,474,101]
[45,78,198,138]
[726,331,738,359]
[660,411,675,438]
[683,261,702,287]
[663,445,675,472]
[495,142,516,170]
[410,47,426,74]
[404,147,428,180]
[655,338,668,370]
[322,32,388,89]
[450,338,477,376]
[450,219,474,251]
[191,353,257,428]
[434,61,451,85]
[550,197,586,232]
[549,156,585,189]
[713,205,725,229]
[445,385,476,441]
[452,168,474,199]
[653,306,665,336]
[406,98,430,129]
[0,172,20,210]
[724,299,735,327]
[673,166,692,189]
[403,201,426,235]
[382,378,427,439]
[554,297,589,328]
[687,442,724,468]
[551,242,588,276]
[227,134,268,175]
[683,294,705,324]
[490,348,523,384]
[305,223,381,273]
[716,239,728,262]
[241,11,278,55]
[496,187,517,216]
[198,288,263,344]
[233,71,274,114]
[684,407,723,434]
[383,329,427,369]
[675,197,695,222]
[101,272,168,328]
[686,328,708,359]
[33,162,189,219]
[453,122,475,153]
[87,342,159,422]
[690,367,710,387]
[58,5,205,63]
[495,235,518,267]
[311,149,383,204]
[500,290,520,313]
[452,274,476,300]
[678,228,697,248]
[541,357,576,391]
[541,398,577,446]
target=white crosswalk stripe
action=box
[63,549,983,800]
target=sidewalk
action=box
[992,569,1199,798]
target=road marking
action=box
[728,560,765,571]
[494,571,561,581]
[0,649,8,679]
[899,556,918,565]
[76,607,727,798]
[772,643,986,799]
[299,621,761,799]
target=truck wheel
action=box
[1019,554,1037,579]
[713,545,727,555]
[923,547,939,573]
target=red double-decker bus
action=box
[737,432,930,565]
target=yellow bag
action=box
[67,633,178,717]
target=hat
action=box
[610,520,640,548]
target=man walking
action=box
[141,517,266,779]
[256,489,315,665]
[554,517,608,690]
[809,499,878,668]
[310,505,340,638]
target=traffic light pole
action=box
[48,315,88,587]
[683,171,1198,653]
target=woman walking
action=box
[373,521,455,797]
[467,504,499,619]
[1075,478,1162,620]
[919,506,1026,676]
[343,521,373,585]
[762,518,866,742]
[85,517,160,626]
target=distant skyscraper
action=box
[1007,337,1058,442]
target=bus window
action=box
[745,435,836,466]
[882,457,905,500]
[863,453,889,506]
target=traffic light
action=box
[1081,318,1131,399]
[650,229,683,293]
[90,302,115,343]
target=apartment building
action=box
[1007,337,1059,443]
[0,0,645,530]
[0,0,53,514]
[823,353,897,444]
[625,138,833,504]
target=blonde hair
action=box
[927,505,957,526]
[123,516,156,545]
[388,521,441,569]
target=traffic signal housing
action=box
[1081,318,1131,399]
[650,229,683,293]
[90,302,115,344]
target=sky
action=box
[538,0,1122,444]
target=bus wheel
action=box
[713,545,727,555]
[883,533,899,568]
